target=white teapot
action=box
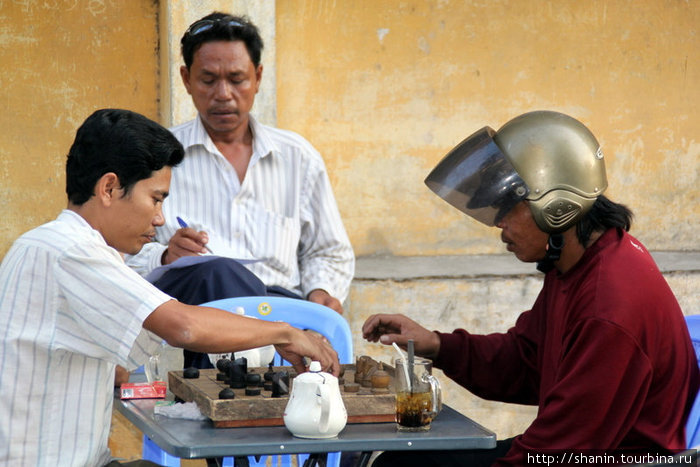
[283,361,347,438]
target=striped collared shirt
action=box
[0,210,170,466]
[126,115,355,301]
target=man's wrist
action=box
[306,285,337,300]
[307,288,328,299]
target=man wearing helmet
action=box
[363,111,698,466]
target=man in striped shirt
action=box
[0,109,340,467]
[125,13,355,352]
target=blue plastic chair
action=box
[685,315,700,448]
[142,296,353,467]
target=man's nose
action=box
[214,80,233,100]
[153,208,165,227]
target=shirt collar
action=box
[248,114,278,161]
[191,115,219,156]
[58,209,111,246]
[189,114,278,163]
[59,208,93,229]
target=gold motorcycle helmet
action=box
[425,110,608,234]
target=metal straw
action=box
[407,339,415,394]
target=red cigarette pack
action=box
[120,381,167,399]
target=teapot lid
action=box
[295,361,332,384]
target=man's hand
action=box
[114,365,130,387]
[362,313,441,359]
[162,227,211,265]
[274,328,340,376]
[308,289,344,314]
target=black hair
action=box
[576,195,634,245]
[180,12,264,69]
[65,109,185,205]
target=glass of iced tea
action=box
[394,357,442,432]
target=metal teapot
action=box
[283,361,347,438]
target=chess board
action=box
[168,363,397,428]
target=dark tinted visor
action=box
[425,127,529,226]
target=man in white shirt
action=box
[126,13,355,351]
[0,109,339,467]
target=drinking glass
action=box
[394,357,442,432]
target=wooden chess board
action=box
[168,362,397,428]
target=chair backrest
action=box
[685,315,700,448]
[143,297,350,467]
[201,296,353,364]
[200,296,351,467]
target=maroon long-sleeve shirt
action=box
[435,228,698,465]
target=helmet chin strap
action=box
[536,233,564,273]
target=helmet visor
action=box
[425,127,529,226]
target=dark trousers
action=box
[370,437,515,467]
[152,257,301,369]
[104,461,162,467]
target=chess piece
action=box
[264,362,275,382]
[228,357,247,389]
[216,357,231,381]
[354,356,368,384]
[246,372,263,387]
[271,371,290,398]
[183,367,200,379]
[371,363,391,394]
[361,361,379,388]
[218,388,235,399]
[234,356,248,373]
[343,382,360,393]
[245,387,261,396]
[355,355,380,387]
[216,357,231,373]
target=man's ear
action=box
[180,65,192,95]
[254,64,263,94]
[94,172,120,206]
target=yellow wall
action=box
[0,0,160,258]
[276,0,699,256]
[2,1,697,259]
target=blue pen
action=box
[176,217,214,254]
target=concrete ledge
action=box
[355,251,700,281]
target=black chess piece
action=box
[271,371,289,398]
[183,367,200,379]
[245,387,261,396]
[234,356,247,373]
[228,357,247,389]
[216,357,231,373]
[218,388,235,399]
[216,357,231,382]
[246,372,262,387]
[264,361,275,381]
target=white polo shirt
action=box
[0,210,172,467]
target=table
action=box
[114,396,497,466]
